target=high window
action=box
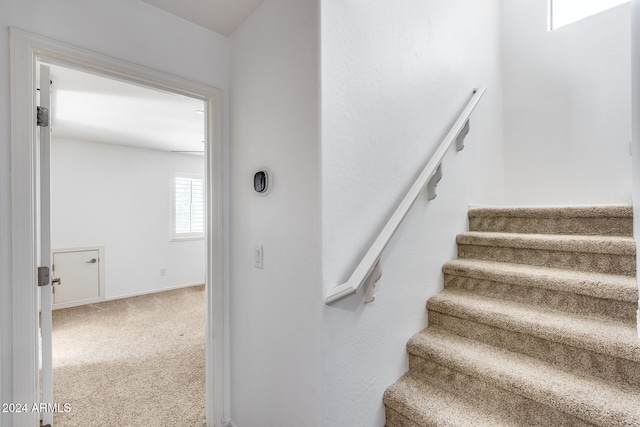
[172,172,204,240]
[550,0,628,30]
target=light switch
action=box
[254,245,263,269]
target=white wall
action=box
[321,1,504,425]
[502,0,632,205]
[0,1,229,424]
[229,0,322,425]
[51,138,205,300]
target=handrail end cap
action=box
[325,283,357,305]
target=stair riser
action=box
[469,216,632,237]
[457,244,636,276]
[444,274,638,322]
[408,355,595,427]
[384,374,522,426]
[384,408,426,427]
[428,311,640,388]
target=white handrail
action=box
[325,87,487,304]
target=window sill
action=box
[170,236,205,242]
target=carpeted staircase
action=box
[384,205,640,426]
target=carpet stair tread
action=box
[427,289,640,363]
[384,205,639,426]
[384,374,515,427]
[468,205,633,237]
[407,327,640,427]
[468,205,633,219]
[456,232,635,255]
[443,259,638,302]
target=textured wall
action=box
[320,1,504,425]
[502,0,632,205]
[229,0,322,425]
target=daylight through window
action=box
[172,173,204,239]
[550,0,629,30]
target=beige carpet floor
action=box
[51,285,206,427]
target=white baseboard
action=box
[51,282,204,310]
[53,296,104,310]
[104,281,205,302]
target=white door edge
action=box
[39,62,54,427]
[9,27,228,427]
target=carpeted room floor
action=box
[51,285,206,427]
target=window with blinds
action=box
[172,172,204,240]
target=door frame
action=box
[10,28,226,426]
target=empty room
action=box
[44,63,207,426]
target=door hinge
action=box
[37,106,49,127]
[37,266,50,287]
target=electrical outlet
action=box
[160,268,166,276]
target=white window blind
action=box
[172,173,204,239]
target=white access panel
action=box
[52,248,104,308]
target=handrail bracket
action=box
[427,164,443,201]
[456,119,470,151]
[363,260,382,303]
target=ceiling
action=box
[141,0,266,36]
[45,1,266,152]
[47,63,206,154]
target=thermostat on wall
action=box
[253,168,271,195]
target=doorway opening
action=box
[10,28,226,427]
[42,61,207,425]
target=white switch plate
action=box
[254,245,263,269]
